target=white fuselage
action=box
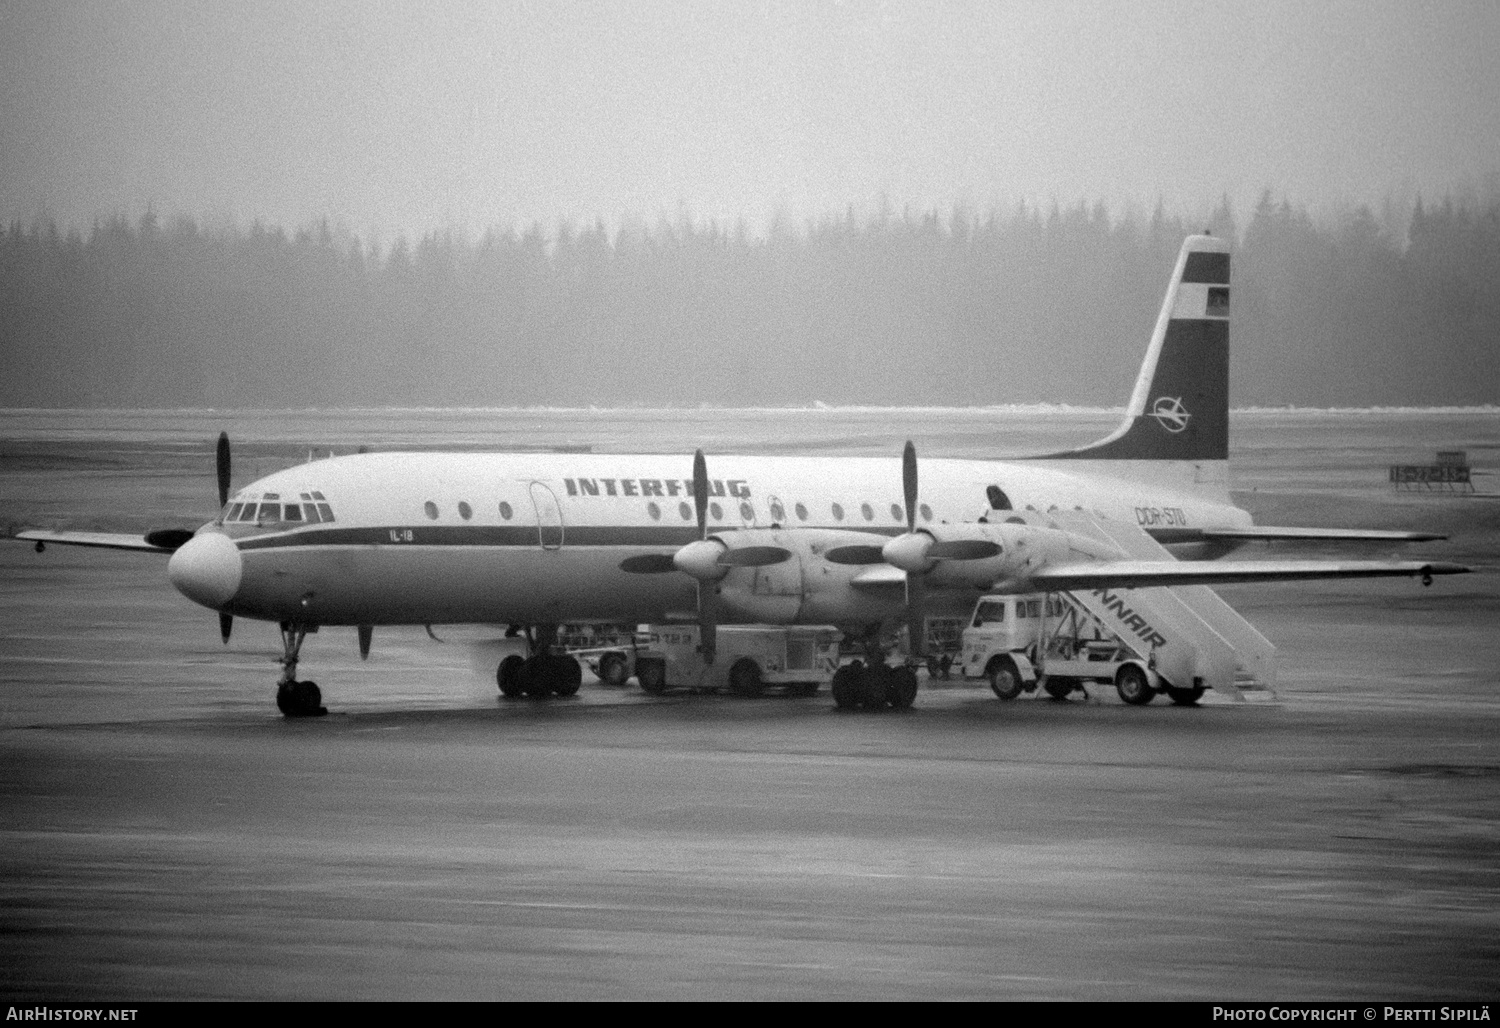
[192,450,1249,628]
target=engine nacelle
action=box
[889,520,1105,591]
[708,528,905,625]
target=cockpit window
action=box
[231,494,336,524]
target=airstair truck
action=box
[632,624,842,697]
[958,587,1264,706]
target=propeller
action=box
[618,450,791,667]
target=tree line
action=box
[1,192,1496,409]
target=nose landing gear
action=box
[275,622,326,717]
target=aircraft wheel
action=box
[887,666,918,710]
[1115,664,1156,706]
[1165,684,1205,706]
[858,666,891,710]
[987,657,1024,701]
[553,654,583,697]
[497,655,526,698]
[597,651,629,686]
[728,658,764,697]
[277,680,326,717]
[831,662,861,710]
[636,658,667,695]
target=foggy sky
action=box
[3,0,1498,239]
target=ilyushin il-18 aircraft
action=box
[15,235,1469,716]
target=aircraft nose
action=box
[168,531,243,610]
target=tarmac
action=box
[2,413,1498,1000]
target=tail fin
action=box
[1042,234,1230,461]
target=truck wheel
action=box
[1044,678,1075,701]
[597,651,629,686]
[497,655,525,698]
[1165,684,1205,706]
[987,657,1023,701]
[729,658,764,697]
[636,658,667,695]
[1115,664,1156,706]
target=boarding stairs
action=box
[1039,512,1278,700]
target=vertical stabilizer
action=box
[1042,235,1231,461]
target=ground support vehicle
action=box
[959,586,1273,706]
[631,624,843,696]
[558,623,642,686]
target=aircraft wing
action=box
[14,529,178,554]
[1025,559,1470,592]
[1149,526,1446,544]
[1201,526,1447,543]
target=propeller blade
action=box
[619,553,680,574]
[693,449,709,541]
[902,440,924,658]
[716,545,793,568]
[903,440,918,533]
[357,624,372,660]
[219,612,233,644]
[691,450,715,663]
[823,544,888,565]
[927,539,1003,561]
[216,431,231,510]
[907,574,926,659]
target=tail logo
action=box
[1151,396,1191,434]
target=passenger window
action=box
[860,503,874,521]
[709,502,723,521]
[282,504,303,522]
[647,502,661,521]
[920,503,933,522]
[890,504,903,521]
[458,501,473,520]
[678,501,692,521]
[424,501,439,520]
[316,503,334,522]
[739,501,753,521]
[499,501,513,520]
[302,503,321,523]
[795,502,808,521]
[769,500,785,522]
[831,503,844,521]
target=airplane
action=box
[13,234,1469,716]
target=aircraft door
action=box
[529,482,564,550]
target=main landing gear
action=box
[496,624,583,699]
[830,628,918,712]
[275,622,326,718]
